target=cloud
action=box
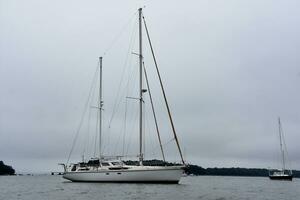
[1,0,300,172]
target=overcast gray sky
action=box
[1,0,300,173]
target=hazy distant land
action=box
[0,161,15,175]
[1,159,299,178]
[125,160,300,178]
[185,164,300,178]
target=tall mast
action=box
[278,117,285,172]
[99,57,103,160]
[138,8,143,166]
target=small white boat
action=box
[61,8,185,183]
[269,170,293,181]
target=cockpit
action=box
[68,159,129,172]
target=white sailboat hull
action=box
[63,166,183,183]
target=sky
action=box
[1,0,300,173]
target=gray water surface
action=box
[0,175,299,200]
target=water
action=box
[0,175,299,200]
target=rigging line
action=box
[107,61,137,155]
[142,15,185,165]
[280,123,292,173]
[102,10,138,56]
[122,98,128,156]
[82,68,99,158]
[282,133,292,172]
[94,104,99,158]
[162,138,175,147]
[102,108,112,155]
[108,17,138,156]
[144,102,157,159]
[66,63,100,164]
[108,18,138,128]
[101,110,108,155]
[125,108,140,156]
[122,71,139,156]
[82,104,92,158]
[106,22,138,156]
[113,107,128,156]
[108,35,138,156]
[278,118,286,171]
[121,63,139,156]
[102,110,112,156]
[147,138,175,157]
[113,79,134,155]
[121,61,138,151]
[143,97,146,158]
[143,61,166,162]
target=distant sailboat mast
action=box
[99,57,103,160]
[278,117,286,172]
[269,117,293,180]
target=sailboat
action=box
[269,117,293,181]
[60,8,185,183]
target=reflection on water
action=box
[0,175,299,200]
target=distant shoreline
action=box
[0,161,15,175]
[185,164,300,178]
[2,159,299,178]
[125,160,300,178]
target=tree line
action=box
[0,161,15,175]
[125,159,300,178]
